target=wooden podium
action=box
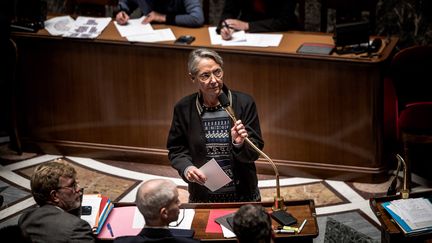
[369,190,432,243]
[97,200,318,242]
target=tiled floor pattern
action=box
[1,148,431,242]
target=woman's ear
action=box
[189,73,195,83]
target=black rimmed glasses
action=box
[169,208,185,227]
[197,68,223,82]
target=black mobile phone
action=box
[81,206,92,215]
[175,35,195,45]
[271,210,297,226]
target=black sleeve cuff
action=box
[215,20,224,34]
[166,14,176,25]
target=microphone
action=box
[218,93,285,211]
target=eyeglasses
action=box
[56,181,80,192]
[197,68,223,82]
[169,208,185,227]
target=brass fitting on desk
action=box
[396,154,410,199]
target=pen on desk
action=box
[297,219,307,233]
[275,228,296,234]
[107,223,114,237]
[222,20,234,30]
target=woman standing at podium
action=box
[167,48,264,203]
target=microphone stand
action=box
[219,99,285,211]
[396,154,410,199]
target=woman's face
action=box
[194,57,224,102]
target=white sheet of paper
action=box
[126,28,176,43]
[199,158,232,192]
[208,26,246,45]
[132,207,195,229]
[221,224,236,238]
[81,194,102,228]
[114,16,154,37]
[44,15,75,36]
[63,16,111,39]
[222,33,283,47]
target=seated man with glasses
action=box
[18,160,95,243]
[114,179,199,243]
[167,48,264,203]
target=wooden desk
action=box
[370,190,432,243]
[98,200,318,242]
[11,21,398,180]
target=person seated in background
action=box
[216,0,299,40]
[232,204,274,243]
[114,179,200,243]
[18,161,95,243]
[115,0,204,27]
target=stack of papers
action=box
[208,27,283,47]
[81,194,114,234]
[382,197,432,236]
[114,16,175,43]
[45,16,111,39]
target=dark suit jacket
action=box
[219,0,299,32]
[18,204,95,243]
[113,228,200,243]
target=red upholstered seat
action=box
[389,45,432,182]
[398,102,432,135]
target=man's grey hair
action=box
[135,179,178,221]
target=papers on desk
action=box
[44,16,75,36]
[132,207,195,230]
[81,194,114,234]
[382,197,432,236]
[44,16,111,39]
[205,209,237,238]
[97,206,196,239]
[208,27,283,47]
[114,17,176,43]
[114,16,154,37]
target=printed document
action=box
[199,158,232,192]
[114,16,154,37]
[44,16,75,36]
[63,16,111,39]
[208,26,282,47]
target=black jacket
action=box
[113,228,199,243]
[167,86,264,202]
[218,0,299,33]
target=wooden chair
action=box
[320,0,377,33]
[390,45,432,182]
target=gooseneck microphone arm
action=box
[218,93,285,210]
[396,154,410,199]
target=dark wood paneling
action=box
[12,25,397,181]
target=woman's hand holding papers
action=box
[186,166,207,185]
